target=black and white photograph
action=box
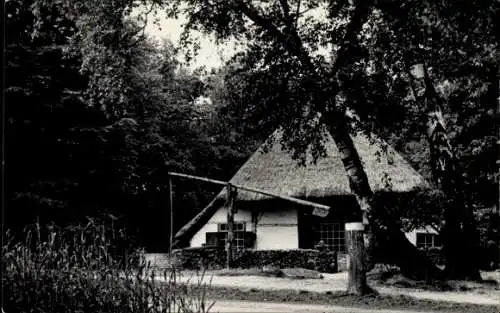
[2,0,499,312]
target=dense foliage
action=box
[4,0,251,251]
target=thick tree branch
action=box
[330,1,372,76]
[233,1,288,46]
[234,0,372,119]
[233,0,316,73]
[317,1,372,117]
[279,0,291,22]
[279,0,297,31]
[294,0,301,28]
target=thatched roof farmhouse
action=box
[174,128,435,253]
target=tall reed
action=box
[2,218,214,313]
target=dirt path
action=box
[211,299,443,313]
[174,271,499,306]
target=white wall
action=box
[255,209,298,249]
[404,227,439,246]
[190,205,299,250]
[190,205,440,251]
[190,206,252,247]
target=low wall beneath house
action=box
[171,247,338,273]
[143,253,175,269]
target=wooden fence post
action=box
[345,222,371,294]
[226,183,237,269]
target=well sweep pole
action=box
[168,175,174,257]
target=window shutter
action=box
[244,232,255,248]
[434,234,442,247]
[205,232,219,247]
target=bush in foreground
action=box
[2,220,213,313]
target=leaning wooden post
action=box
[168,175,174,257]
[225,183,237,269]
[345,222,370,294]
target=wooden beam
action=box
[168,172,329,217]
[168,172,227,185]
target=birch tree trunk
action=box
[409,63,481,281]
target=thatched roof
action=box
[217,129,428,201]
[173,128,429,246]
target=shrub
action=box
[173,248,338,273]
[419,247,445,266]
[2,219,213,313]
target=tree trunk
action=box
[326,116,444,281]
[409,63,482,281]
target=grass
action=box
[368,264,500,293]
[187,264,499,312]
[2,219,213,313]
[201,286,500,313]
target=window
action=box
[218,222,245,232]
[315,223,345,252]
[218,222,247,251]
[416,233,441,249]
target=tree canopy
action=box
[5,0,247,250]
